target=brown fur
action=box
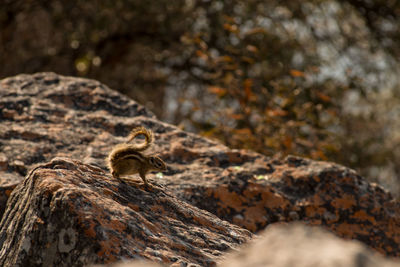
[106,126,166,186]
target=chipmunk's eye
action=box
[150,156,165,169]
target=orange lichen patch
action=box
[104,219,127,232]
[128,203,140,212]
[226,151,247,164]
[260,188,289,209]
[1,108,17,119]
[189,235,207,248]
[243,183,290,209]
[21,131,44,141]
[150,205,169,217]
[351,210,377,224]
[102,188,114,197]
[40,181,64,194]
[243,206,266,232]
[307,194,326,206]
[335,222,370,237]
[331,194,356,210]
[307,219,322,226]
[32,217,45,231]
[213,186,244,211]
[168,238,188,251]
[304,205,327,218]
[387,219,400,241]
[242,184,261,199]
[312,175,321,182]
[5,189,13,197]
[358,195,372,208]
[341,176,356,184]
[370,204,384,214]
[83,221,97,238]
[97,237,119,262]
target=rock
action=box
[0,72,156,219]
[0,72,399,263]
[166,153,400,257]
[0,158,251,266]
[219,223,400,267]
[91,261,162,267]
[0,182,16,219]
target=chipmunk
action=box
[107,126,167,186]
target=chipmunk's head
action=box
[149,156,167,171]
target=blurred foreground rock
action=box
[0,73,399,266]
[219,223,400,267]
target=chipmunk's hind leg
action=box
[112,170,126,184]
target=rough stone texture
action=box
[219,223,400,267]
[0,72,399,265]
[0,72,156,220]
[92,223,400,267]
[91,262,162,267]
[0,158,251,266]
[165,153,400,257]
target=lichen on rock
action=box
[0,73,399,266]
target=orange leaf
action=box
[243,79,253,100]
[245,27,266,36]
[246,45,258,53]
[208,86,227,97]
[216,55,234,63]
[223,73,234,84]
[297,138,314,148]
[290,69,306,77]
[241,56,254,64]
[283,136,292,149]
[243,78,253,89]
[235,128,252,135]
[223,15,235,23]
[311,150,327,160]
[267,108,288,117]
[316,92,331,103]
[196,50,208,61]
[194,37,208,50]
[223,23,239,33]
[230,113,244,120]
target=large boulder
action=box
[0,72,399,266]
[0,158,250,266]
[166,154,400,256]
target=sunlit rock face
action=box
[0,73,399,267]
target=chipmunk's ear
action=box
[149,156,166,171]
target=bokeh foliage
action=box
[1,0,400,195]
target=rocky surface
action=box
[0,72,399,265]
[219,223,400,267]
[0,72,155,219]
[0,157,251,266]
[91,262,162,267]
[92,222,400,267]
[166,154,400,256]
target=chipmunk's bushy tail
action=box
[126,126,153,151]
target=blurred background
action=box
[1,0,400,197]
